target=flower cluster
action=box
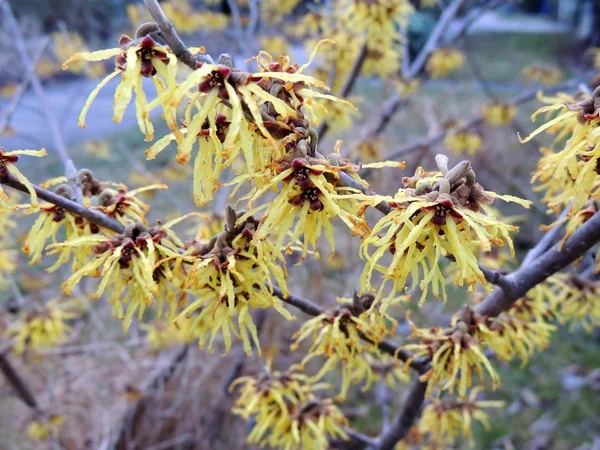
[53,219,186,329]
[522,87,600,212]
[238,145,375,260]
[522,64,563,86]
[0,147,46,209]
[483,284,557,364]
[358,155,530,311]
[22,169,164,272]
[291,292,394,399]
[444,127,484,155]
[145,44,352,207]
[418,388,503,447]
[482,102,517,127]
[175,207,293,355]
[4,298,80,355]
[426,48,465,78]
[403,308,500,398]
[548,274,600,332]
[231,367,348,449]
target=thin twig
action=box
[142,0,198,70]
[373,378,428,450]
[406,0,467,80]
[318,41,369,139]
[359,0,510,143]
[111,345,190,449]
[382,72,596,163]
[0,38,50,135]
[271,286,422,371]
[1,0,71,168]
[0,352,41,411]
[0,172,125,234]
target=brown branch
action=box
[1,172,125,234]
[0,352,41,411]
[476,210,600,317]
[271,286,423,371]
[142,0,199,70]
[373,378,428,450]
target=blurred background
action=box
[1,0,599,449]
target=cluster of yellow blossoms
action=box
[231,367,348,450]
[357,155,530,311]
[291,292,400,399]
[4,298,81,355]
[426,48,465,78]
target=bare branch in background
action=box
[1,0,82,199]
[360,0,505,143]
[380,72,597,163]
[111,345,190,449]
[318,41,369,139]
[0,38,49,135]
[0,353,41,411]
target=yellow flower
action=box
[522,64,563,86]
[482,102,517,127]
[426,48,465,78]
[238,150,370,260]
[0,82,18,97]
[260,0,302,25]
[522,88,600,211]
[35,58,60,78]
[483,284,557,364]
[26,415,65,441]
[340,0,413,45]
[147,43,348,206]
[62,35,179,140]
[358,157,530,312]
[231,366,348,449]
[51,219,187,329]
[392,77,421,98]
[0,245,17,290]
[82,140,111,159]
[176,209,293,355]
[6,298,81,355]
[260,36,290,58]
[141,317,198,349]
[444,129,484,155]
[291,293,393,399]
[403,309,500,398]
[0,147,47,209]
[367,353,411,387]
[94,183,167,225]
[548,274,600,332]
[21,181,98,271]
[418,388,503,447]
